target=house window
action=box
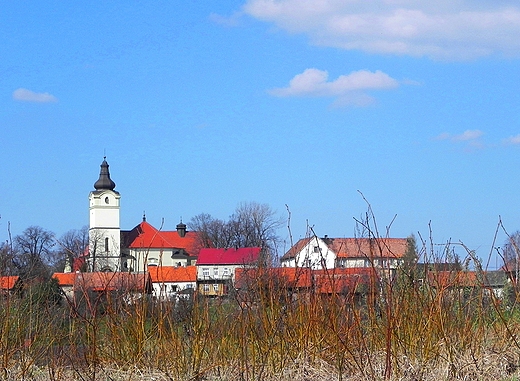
[104,237,109,252]
[223,268,230,276]
[213,284,219,292]
[213,268,219,277]
[202,268,210,277]
[313,246,319,253]
[203,284,210,292]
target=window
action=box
[213,268,219,277]
[313,246,319,253]
[104,237,109,252]
[202,268,210,277]
[223,268,230,276]
[213,284,219,292]
[203,284,210,292]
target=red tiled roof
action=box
[235,267,313,289]
[74,272,151,292]
[0,276,20,290]
[53,272,76,286]
[126,221,200,255]
[282,237,407,260]
[196,247,261,265]
[313,268,378,294]
[235,267,378,295]
[148,266,196,283]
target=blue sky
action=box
[2,1,520,268]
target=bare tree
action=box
[189,202,283,265]
[13,226,56,279]
[189,213,234,249]
[55,226,89,272]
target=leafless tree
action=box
[13,226,56,279]
[189,202,284,265]
[55,226,89,272]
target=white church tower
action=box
[88,157,121,271]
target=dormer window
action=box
[105,197,109,204]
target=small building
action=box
[148,265,196,301]
[196,247,261,296]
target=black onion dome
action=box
[94,158,116,190]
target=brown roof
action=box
[282,237,407,260]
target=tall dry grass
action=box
[2,240,520,380]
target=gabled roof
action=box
[148,266,196,283]
[281,237,407,261]
[124,221,200,255]
[196,247,261,265]
[53,272,76,287]
[0,276,21,291]
[74,272,151,293]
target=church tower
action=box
[88,158,121,271]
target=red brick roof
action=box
[0,276,20,290]
[282,237,407,260]
[197,247,261,265]
[125,221,200,255]
[148,266,196,283]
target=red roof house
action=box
[196,247,261,297]
[148,265,197,300]
[122,219,201,271]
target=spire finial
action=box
[143,211,146,222]
[93,157,116,190]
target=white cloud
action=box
[503,134,520,145]
[269,68,399,106]
[12,88,58,103]
[435,130,484,149]
[243,0,520,59]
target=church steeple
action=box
[94,157,116,191]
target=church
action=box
[86,158,201,272]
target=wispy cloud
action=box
[435,129,484,149]
[503,134,520,145]
[243,0,520,60]
[269,68,399,106]
[13,88,58,103]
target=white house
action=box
[281,236,408,272]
